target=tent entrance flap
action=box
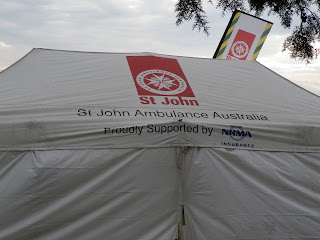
[0,149,180,240]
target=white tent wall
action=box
[182,148,320,239]
[0,49,320,239]
[0,149,180,240]
[1,148,319,239]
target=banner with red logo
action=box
[127,56,198,106]
[214,10,273,60]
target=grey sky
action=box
[0,0,319,96]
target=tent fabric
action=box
[182,148,320,239]
[0,148,319,240]
[0,149,179,240]
[0,49,320,239]
[0,48,319,151]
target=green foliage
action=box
[175,0,320,63]
[175,0,212,35]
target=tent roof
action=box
[0,48,319,151]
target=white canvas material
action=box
[0,49,319,239]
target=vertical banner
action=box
[213,10,273,60]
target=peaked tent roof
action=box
[0,48,319,151]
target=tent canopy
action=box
[0,48,319,151]
[0,49,319,240]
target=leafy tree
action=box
[175,0,320,62]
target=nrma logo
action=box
[222,125,252,141]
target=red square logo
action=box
[227,29,256,60]
[127,56,195,97]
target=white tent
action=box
[0,48,319,240]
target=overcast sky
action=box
[1,0,319,96]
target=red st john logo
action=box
[126,55,199,106]
[227,29,256,60]
[126,56,195,97]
